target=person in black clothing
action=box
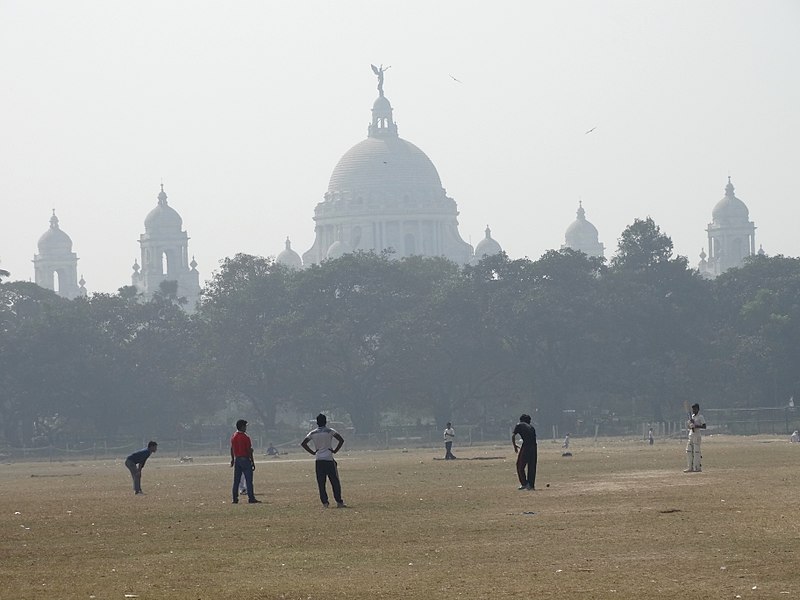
[512,414,537,490]
[125,441,157,495]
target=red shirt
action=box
[230,431,252,458]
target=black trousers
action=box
[516,444,537,488]
[315,459,343,505]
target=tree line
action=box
[1,218,798,447]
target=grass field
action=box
[2,435,799,599]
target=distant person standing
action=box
[125,441,157,495]
[301,414,346,508]
[230,419,260,503]
[443,422,456,460]
[684,403,707,472]
[512,414,537,490]
[790,430,799,443]
[562,433,570,449]
[648,427,654,446]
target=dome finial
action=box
[285,237,292,250]
[158,183,168,205]
[371,63,391,98]
[725,176,735,198]
[576,201,586,220]
[50,209,59,229]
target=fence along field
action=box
[2,435,798,599]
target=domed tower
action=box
[470,226,503,265]
[132,184,201,309]
[276,237,303,269]
[33,211,84,299]
[562,202,605,258]
[302,66,473,265]
[705,177,756,276]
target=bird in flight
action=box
[449,74,463,83]
[585,126,597,134]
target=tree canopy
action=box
[2,220,798,445]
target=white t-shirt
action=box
[444,427,455,441]
[305,426,339,461]
[688,412,706,438]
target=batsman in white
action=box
[684,403,707,472]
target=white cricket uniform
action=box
[686,411,706,471]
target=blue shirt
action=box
[126,448,152,466]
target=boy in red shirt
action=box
[230,419,260,504]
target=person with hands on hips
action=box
[301,413,346,508]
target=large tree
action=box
[197,253,297,428]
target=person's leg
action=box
[445,441,452,459]
[242,460,256,501]
[685,439,694,471]
[693,439,702,471]
[315,460,329,505]
[328,460,343,505]
[516,450,528,486]
[232,460,244,501]
[125,459,139,493]
[526,445,538,489]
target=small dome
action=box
[37,211,73,254]
[144,184,183,232]
[372,95,392,113]
[712,177,749,223]
[474,226,502,258]
[565,203,599,240]
[277,237,303,269]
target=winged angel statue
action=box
[371,64,390,97]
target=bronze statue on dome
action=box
[371,64,391,97]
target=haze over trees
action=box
[1,219,798,447]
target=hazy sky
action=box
[2,1,799,293]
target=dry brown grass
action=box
[2,435,799,599]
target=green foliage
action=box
[1,221,798,443]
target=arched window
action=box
[161,252,169,276]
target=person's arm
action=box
[301,437,316,456]
[511,433,519,453]
[248,445,256,471]
[332,432,344,454]
[230,441,235,467]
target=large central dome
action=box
[302,68,473,267]
[328,136,443,193]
